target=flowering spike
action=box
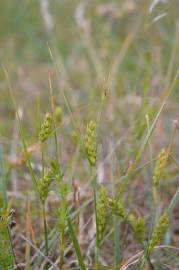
[84,120,97,167]
[148,213,169,254]
[153,148,169,187]
[39,112,53,142]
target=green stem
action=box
[91,167,99,270]
[41,143,45,177]
[48,75,59,162]
[42,204,49,256]
[7,225,18,269]
[59,226,65,270]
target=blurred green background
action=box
[0,0,179,146]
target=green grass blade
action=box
[67,216,86,270]
[0,144,7,207]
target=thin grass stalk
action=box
[91,167,99,270]
[59,226,65,270]
[47,45,79,132]
[48,73,65,267]
[48,73,59,162]
[114,217,121,268]
[42,203,49,256]
[25,200,31,270]
[41,142,49,256]
[59,189,67,270]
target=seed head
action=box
[129,215,145,243]
[39,112,53,142]
[38,169,54,203]
[97,185,108,243]
[148,213,169,254]
[84,120,97,167]
[153,148,169,187]
[108,197,127,218]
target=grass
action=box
[0,0,179,269]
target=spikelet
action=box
[54,106,63,124]
[153,148,169,186]
[108,197,127,218]
[38,169,54,203]
[129,215,145,243]
[148,213,169,254]
[97,185,108,243]
[84,120,97,167]
[50,160,62,183]
[39,112,53,142]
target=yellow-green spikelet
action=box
[38,169,54,203]
[84,121,97,167]
[97,186,108,243]
[108,197,127,218]
[129,215,145,243]
[148,213,169,254]
[39,112,53,142]
[153,148,169,187]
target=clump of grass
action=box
[3,44,179,269]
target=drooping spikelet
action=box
[153,148,169,187]
[97,185,108,243]
[39,112,53,142]
[38,169,54,203]
[148,213,169,254]
[84,120,97,167]
[129,215,145,243]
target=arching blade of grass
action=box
[67,215,86,270]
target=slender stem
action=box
[42,203,49,256]
[7,225,18,269]
[59,225,65,269]
[91,167,99,270]
[48,73,59,162]
[41,143,45,177]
